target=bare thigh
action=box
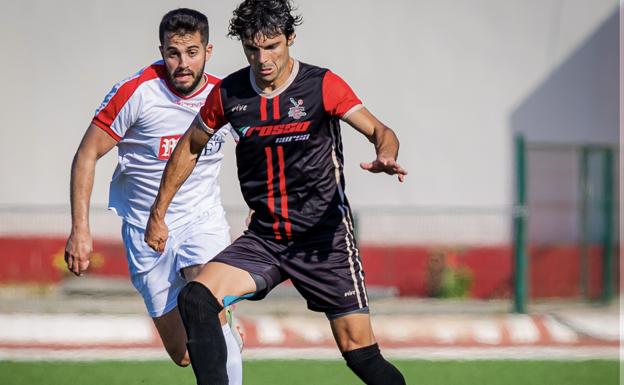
[181,263,204,281]
[193,261,257,304]
[330,313,377,353]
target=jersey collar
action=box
[164,73,210,100]
[249,60,300,99]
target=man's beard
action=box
[169,63,205,95]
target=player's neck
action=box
[255,58,294,93]
[251,59,299,99]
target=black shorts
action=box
[212,222,369,316]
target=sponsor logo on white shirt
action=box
[176,100,205,109]
[158,135,182,160]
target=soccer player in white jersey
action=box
[64,9,242,383]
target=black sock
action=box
[178,281,228,385]
[343,343,406,385]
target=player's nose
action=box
[178,54,191,68]
[257,49,269,64]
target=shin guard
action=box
[178,281,228,385]
[343,343,406,385]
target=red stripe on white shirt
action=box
[92,64,162,134]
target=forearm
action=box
[345,107,400,160]
[69,150,96,233]
[372,125,400,160]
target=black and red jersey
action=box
[199,61,363,241]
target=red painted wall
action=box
[359,245,612,299]
[0,237,617,299]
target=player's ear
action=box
[287,33,296,46]
[204,43,214,61]
[159,45,164,59]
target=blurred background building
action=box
[0,0,619,304]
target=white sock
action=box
[222,323,243,385]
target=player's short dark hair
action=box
[159,8,209,46]
[228,0,303,41]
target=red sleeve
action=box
[199,81,227,130]
[322,71,362,118]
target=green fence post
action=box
[513,135,527,313]
[601,148,614,302]
[579,147,590,300]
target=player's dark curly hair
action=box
[159,8,209,45]
[228,0,303,41]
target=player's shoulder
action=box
[221,66,249,86]
[95,61,167,116]
[203,71,222,86]
[109,61,166,96]
[298,61,330,77]
[301,63,353,90]
[127,61,167,85]
[218,66,253,97]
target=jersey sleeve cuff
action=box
[196,115,215,135]
[341,104,364,121]
[91,118,122,142]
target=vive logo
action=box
[231,104,248,112]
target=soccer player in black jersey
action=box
[146,1,408,384]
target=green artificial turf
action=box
[0,359,618,385]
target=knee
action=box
[161,339,191,367]
[177,281,224,323]
[170,350,191,367]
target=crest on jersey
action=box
[288,98,307,120]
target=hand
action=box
[360,155,408,182]
[145,212,169,253]
[64,230,93,276]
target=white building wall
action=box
[0,0,617,243]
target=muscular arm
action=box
[65,123,117,276]
[145,117,213,252]
[343,107,407,182]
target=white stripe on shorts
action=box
[330,144,365,309]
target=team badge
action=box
[288,98,307,120]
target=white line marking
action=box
[0,347,617,361]
[255,317,285,345]
[556,313,620,341]
[0,314,153,344]
[472,320,502,345]
[542,315,579,343]
[506,315,540,344]
[433,325,459,344]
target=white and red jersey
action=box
[92,60,232,230]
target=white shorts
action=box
[122,205,231,318]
